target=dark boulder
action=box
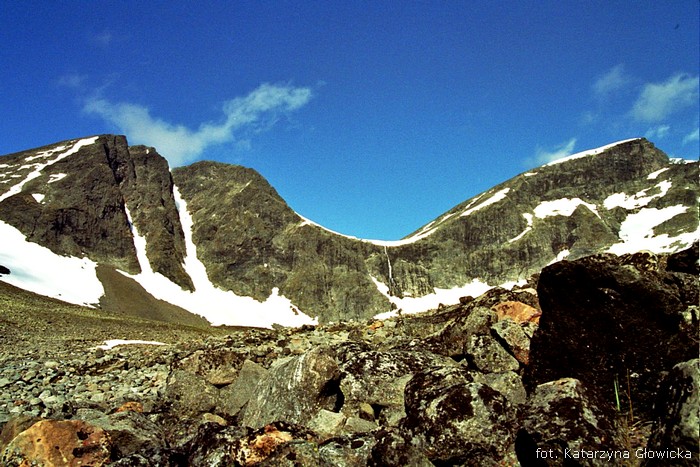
[527,248,699,419]
[644,358,699,466]
[516,378,625,466]
[401,365,517,465]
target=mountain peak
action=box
[0,135,697,327]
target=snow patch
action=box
[0,220,104,306]
[608,205,696,254]
[95,339,166,350]
[48,173,68,184]
[647,168,669,180]
[372,276,492,319]
[548,249,571,265]
[534,198,600,219]
[460,188,510,217]
[31,193,45,203]
[603,180,672,210]
[545,138,640,166]
[119,186,318,328]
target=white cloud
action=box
[57,73,88,89]
[534,138,577,165]
[83,83,313,166]
[644,124,671,140]
[593,64,629,98]
[682,127,699,145]
[92,30,113,47]
[631,73,699,122]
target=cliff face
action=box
[0,135,192,290]
[0,136,698,325]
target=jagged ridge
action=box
[0,136,698,326]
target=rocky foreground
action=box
[0,245,698,466]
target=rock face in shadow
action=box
[526,247,700,420]
[0,135,192,290]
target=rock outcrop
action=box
[526,247,699,420]
[2,136,697,324]
[2,247,696,465]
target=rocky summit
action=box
[0,135,698,465]
[0,135,697,326]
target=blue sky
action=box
[1,1,698,240]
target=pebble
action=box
[1,347,173,422]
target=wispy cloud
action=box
[683,127,699,145]
[91,30,113,47]
[644,124,671,140]
[631,73,699,122]
[532,138,577,165]
[83,83,313,166]
[57,73,88,89]
[593,64,629,98]
[525,138,577,168]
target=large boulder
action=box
[401,365,517,465]
[527,249,699,419]
[239,346,341,428]
[516,378,624,466]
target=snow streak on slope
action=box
[545,138,640,166]
[0,137,98,202]
[120,187,317,328]
[460,188,511,217]
[0,220,104,306]
[372,276,492,320]
[534,198,600,219]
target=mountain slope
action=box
[1,136,697,326]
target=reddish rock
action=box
[492,300,541,325]
[114,401,143,413]
[2,419,111,466]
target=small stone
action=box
[21,370,37,382]
[202,413,227,426]
[309,409,346,438]
[343,417,377,434]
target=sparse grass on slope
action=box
[0,280,228,357]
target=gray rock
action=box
[175,348,247,386]
[645,358,699,465]
[402,365,516,464]
[164,369,219,416]
[339,349,456,426]
[239,346,340,428]
[318,434,377,467]
[475,370,527,406]
[516,378,624,466]
[308,409,346,439]
[88,410,167,459]
[218,359,268,417]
